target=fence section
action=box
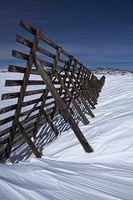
[0,20,105,161]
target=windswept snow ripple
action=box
[0,74,133,200]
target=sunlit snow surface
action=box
[0,73,133,200]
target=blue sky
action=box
[0,0,133,71]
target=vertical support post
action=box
[5,29,40,159]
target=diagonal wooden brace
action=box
[18,123,42,158]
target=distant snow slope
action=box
[0,73,133,200]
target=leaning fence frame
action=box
[0,20,105,161]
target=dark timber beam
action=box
[4,30,40,159]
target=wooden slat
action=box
[5,80,45,86]
[0,115,14,126]
[20,19,36,34]
[2,89,46,100]
[39,33,58,50]
[16,34,32,48]
[23,98,41,107]
[38,46,55,59]
[12,49,29,60]
[0,104,17,114]
[61,48,71,58]
[8,65,39,75]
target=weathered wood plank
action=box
[8,65,39,75]
[0,116,14,126]
[12,49,29,60]
[20,19,36,34]
[2,89,46,100]
[39,33,58,50]
[0,104,17,114]
[5,80,45,86]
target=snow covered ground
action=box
[0,73,133,200]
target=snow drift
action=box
[0,73,133,200]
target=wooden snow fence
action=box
[0,20,105,161]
